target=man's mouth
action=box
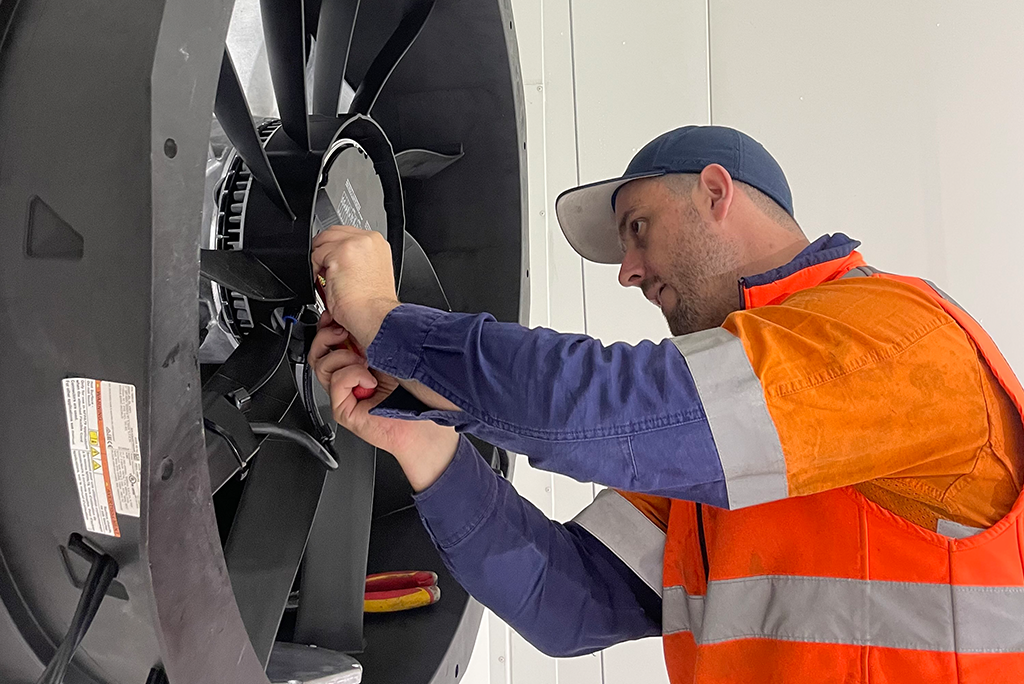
[644,284,665,309]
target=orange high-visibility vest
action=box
[575,256,1024,683]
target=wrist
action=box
[392,424,459,492]
[353,298,400,349]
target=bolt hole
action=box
[160,458,175,481]
[163,138,178,158]
[455,664,460,678]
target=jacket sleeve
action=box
[414,436,661,657]
[370,275,990,510]
[368,304,730,508]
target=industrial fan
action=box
[0,0,526,682]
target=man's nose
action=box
[618,248,644,288]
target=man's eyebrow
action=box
[617,207,638,239]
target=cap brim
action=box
[554,171,665,264]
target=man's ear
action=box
[698,164,735,222]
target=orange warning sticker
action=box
[62,378,142,537]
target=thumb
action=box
[329,365,379,422]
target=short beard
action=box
[648,204,740,336]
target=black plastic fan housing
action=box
[0,0,527,682]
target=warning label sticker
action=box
[62,378,142,537]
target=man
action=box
[310,126,1024,682]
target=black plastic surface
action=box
[361,506,482,684]
[260,0,311,149]
[294,430,378,653]
[0,0,526,680]
[311,0,360,116]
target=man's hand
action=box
[310,223,462,414]
[309,313,458,491]
[311,225,400,349]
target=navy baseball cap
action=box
[555,125,794,264]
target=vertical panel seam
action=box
[565,3,600,674]
[566,0,588,336]
[538,0,552,330]
[705,0,713,124]
[565,7,600,674]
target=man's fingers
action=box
[329,365,378,423]
[311,225,387,275]
[310,225,364,273]
[313,348,364,389]
[317,310,332,330]
[311,223,360,250]
[310,241,335,280]
[329,372,356,425]
[308,325,350,365]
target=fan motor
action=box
[203,122,390,351]
[213,120,283,339]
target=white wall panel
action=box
[453,3,1024,684]
[464,0,604,682]
[709,0,1024,370]
[571,0,711,346]
[601,638,669,684]
[510,1,601,682]
[466,0,706,681]
[535,0,588,336]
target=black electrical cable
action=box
[247,317,295,396]
[249,422,339,470]
[36,535,119,684]
[203,417,249,471]
[301,360,335,443]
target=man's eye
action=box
[631,220,645,237]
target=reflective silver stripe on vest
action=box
[670,328,788,509]
[841,266,964,309]
[663,575,1024,653]
[572,489,666,596]
[839,265,879,279]
[924,278,965,309]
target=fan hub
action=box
[200,117,398,362]
[311,138,388,312]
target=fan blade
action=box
[266,643,362,679]
[304,0,323,44]
[260,0,310,149]
[312,0,360,116]
[293,430,377,652]
[200,249,296,302]
[203,324,293,400]
[395,145,464,181]
[399,233,450,311]
[348,0,435,115]
[215,50,295,218]
[267,643,361,684]
[223,431,328,667]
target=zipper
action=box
[695,503,710,583]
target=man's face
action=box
[614,177,739,336]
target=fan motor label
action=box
[338,178,373,231]
[62,378,142,537]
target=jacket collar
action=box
[739,233,866,309]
